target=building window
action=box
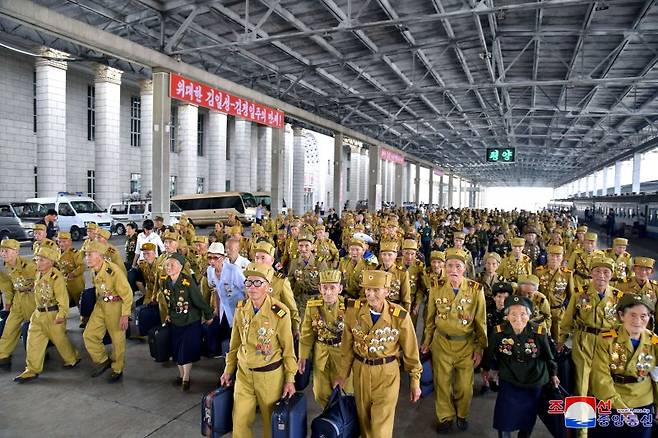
[87,170,96,199]
[197,177,205,194]
[130,173,141,194]
[130,97,141,147]
[34,166,38,197]
[169,176,177,196]
[33,71,37,133]
[170,106,178,152]
[87,85,95,141]
[197,113,204,156]
[346,167,351,192]
[225,180,231,191]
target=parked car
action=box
[0,203,33,241]
[108,200,181,235]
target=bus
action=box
[171,192,257,226]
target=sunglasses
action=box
[244,279,266,287]
[207,255,223,260]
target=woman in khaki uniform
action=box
[335,270,422,438]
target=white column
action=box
[94,65,122,207]
[368,144,381,211]
[349,145,360,206]
[208,111,227,192]
[614,161,622,195]
[250,124,259,192]
[257,126,272,191]
[439,175,444,207]
[448,173,454,207]
[292,126,305,214]
[429,170,434,206]
[233,118,252,192]
[177,104,198,195]
[271,127,284,217]
[458,178,463,207]
[632,152,641,193]
[151,70,171,221]
[601,167,608,196]
[414,163,421,204]
[333,133,344,213]
[139,79,153,196]
[359,149,368,201]
[394,163,403,206]
[35,47,68,196]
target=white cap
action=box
[208,242,225,255]
[353,232,373,244]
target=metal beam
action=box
[163,6,200,53]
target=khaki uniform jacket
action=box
[338,257,376,299]
[299,296,346,369]
[33,267,70,321]
[535,266,574,309]
[3,257,37,305]
[618,278,658,311]
[104,245,128,276]
[57,248,85,299]
[271,272,301,333]
[339,299,422,389]
[92,261,133,317]
[137,260,158,304]
[287,254,328,298]
[376,264,412,311]
[225,295,297,383]
[316,238,340,268]
[497,254,533,283]
[402,259,425,310]
[475,272,506,299]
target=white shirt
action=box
[135,231,165,261]
[227,255,250,271]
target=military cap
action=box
[453,232,466,240]
[178,216,189,226]
[315,225,326,232]
[97,229,112,240]
[86,222,98,230]
[504,295,533,314]
[435,232,445,239]
[194,236,209,245]
[289,220,302,228]
[319,270,342,284]
[576,225,588,233]
[298,232,315,244]
[228,226,241,235]
[430,251,446,262]
[354,224,365,232]
[167,252,186,266]
[57,231,71,240]
[590,256,615,271]
[524,225,539,235]
[349,238,366,249]
[33,224,46,232]
[616,293,654,314]
[547,245,564,255]
[613,238,628,247]
[380,241,399,253]
[585,232,598,241]
[163,231,179,241]
[445,248,467,263]
[141,242,157,252]
[518,274,540,288]
[253,241,275,257]
[492,282,513,295]
[244,262,274,283]
[84,241,108,254]
[251,224,265,234]
[0,239,20,250]
[483,252,501,263]
[36,244,60,262]
[511,237,526,247]
[208,242,225,255]
[634,257,655,269]
[402,239,418,251]
[361,270,393,289]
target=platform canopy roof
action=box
[2,0,658,186]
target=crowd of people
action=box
[1,205,657,437]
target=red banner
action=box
[380,148,405,164]
[169,73,284,128]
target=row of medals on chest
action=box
[352,325,400,353]
[162,288,190,313]
[610,343,654,381]
[435,296,473,324]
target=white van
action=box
[171,192,257,226]
[108,200,182,235]
[25,192,113,241]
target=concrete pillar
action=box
[349,145,360,207]
[177,104,198,195]
[601,167,608,196]
[368,144,382,211]
[386,161,394,202]
[233,118,252,192]
[394,163,403,206]
[359,149,368,201]
[448,173,454,207]
[614,160,622,195]
[207,111,227,192]
[94,65,122,207]
[257,126,272,191]
[151,70,171,221]
[429,171,434,206]
[139,79,153,196]
[35,47,68,197]
[415,163,421,205]
[271,127,284,217]
[439,175,444,207]
[333,133,344,213]
[250,125,259,192]
[292,126,305,214]
[632,152,641,193]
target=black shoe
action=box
[108,371,123,383]
[63,358,81,369]
[181,380,190,392]
[91,359,111,377]
[490,380,499,392]
[14,374,38,383]
[456,417,469,431]
[172,376,183,387]
[479,385,490,396]
[0,358,11,370]
[437,420,453,433]
[79,322,87,329]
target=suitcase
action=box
[420,351,434,398]
[538,384,570,438]
[0,309,9,338]
[201,385,234,437]
[79,287,96,317]
[272,392,307,438]
[311,387,359,438]
[148,324,171,362]
[294,340,312,391]
[136,304,160,337]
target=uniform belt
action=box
[612,374,644,384]
[250,359,283,372]
[16,287,33,293]
[355,354,397,366]
[319,338,342,346]
[37,305,59,312]
[101,295,122,302]
[580,326,602,335]
[436,330,472,341]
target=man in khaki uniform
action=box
[568,232,604,289]
[338,238,376,299]
[336,270,422,438]
[31,223,49,255]
[298,270,353,406]
[178,215,196,246]
[281,220,301,268]
[136,243,159,306]
[617,256,658,312]
[535,245,574,340]
[515,275,552,333]
[14,243,80,382]
[497,237,533,283]
[0,239,37,369]
[253,241,301,336]
[96,228,128,276]
[191,236,210,285]
[80,222,98,253]
[220,263,296,438]
[377,241,412,311]
[82,241,133,382]
[451,232,475,278]
[421,251,446,309]
[399,239,425,319]
[558,257,623,396]
[566,225,587,259]
[56,231,85,308]
[314,225,340,268]
[287,232,328,312]
[606,237,633,285]
[421,248,487,433]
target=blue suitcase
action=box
[272,392,307,438]
[420,351,434,397]
[0,309,9,338]
[311,387,359,438]
[294,340,312,391]
[201,386,233,437]
[79,287,96,317]
[136,304,160,336]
